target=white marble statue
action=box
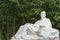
[11,11,59,40]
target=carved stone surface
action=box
[11,11,59,40]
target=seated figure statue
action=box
[11,11,59,40]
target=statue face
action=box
[40,11,46,19]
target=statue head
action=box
[40,11,46,19]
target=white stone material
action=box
[11,11,59,40]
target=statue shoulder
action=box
[35,20,41,24]
[46,18,50,21]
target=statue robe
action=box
[11,18,59,40]
[11,23,40,40]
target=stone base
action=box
[11,37,59,40]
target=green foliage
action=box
[0,0,60,40]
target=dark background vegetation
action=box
[0,0,60,40]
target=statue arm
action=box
[46,19,52,27]
[27,24,39,34]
